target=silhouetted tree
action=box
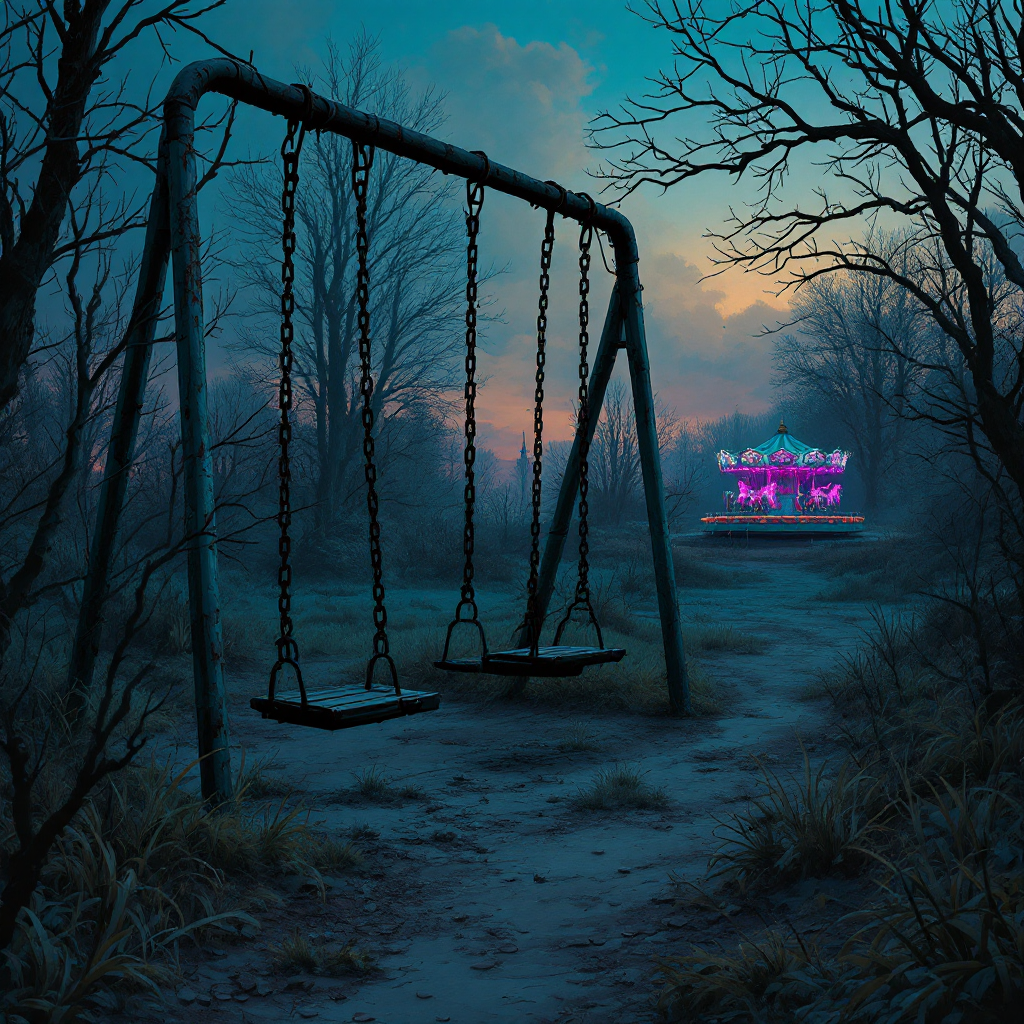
[597,0,1024,517]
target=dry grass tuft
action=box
[558,719,602,752]
[270,928,374,976]
[574,763,668,811]
[684,621,768,655]
[307,836,364,873]
[334,765,424,805]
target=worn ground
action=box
[150,537,886,1024]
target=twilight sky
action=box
[187,0,788,457]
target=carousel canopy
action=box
[717,420,849,473]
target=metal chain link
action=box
[352,141,399,695]
[269,113,307,705]
[575,218,595,605]
[554,203,604,648]
[437,174,490,666]
[523,207,557,654]
[460,178,484,612]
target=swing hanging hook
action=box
[578,191,598,225]
[291,81,328,134]
[544,179,568,215]
[470,150,491,184]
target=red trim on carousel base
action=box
[700,515,865,525]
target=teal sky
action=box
[177,0,787,456]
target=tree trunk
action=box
[0,8,105,411]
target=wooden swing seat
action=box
[436,645,626,678]
[251,683,440,732]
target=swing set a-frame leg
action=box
[522,277,691,716]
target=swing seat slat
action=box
[436,645,625,678]
[251,684,440,731]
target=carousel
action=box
[700,420,865,536]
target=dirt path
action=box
[167,543,880,1024]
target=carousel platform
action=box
[700,514,866,536]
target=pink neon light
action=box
[736,480,780,508]
[702,514,865,524]
[809,483,843,507]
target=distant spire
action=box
[777,417,788,435]
[520,431,527,457]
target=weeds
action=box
[656,929,831,1023]
[685,622,768,655]
[338,766,424,804]
[270,929,374,976]
[559,719,601,752]
[0,765,257,1022]
[659,584,1024,1024]
[844,779,1024,1023]
[0,758,364,1021]
[574,764,668,811]
[709,751,885,890]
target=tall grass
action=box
[657,929,832,1022]
[709,751,886,890]
[658,598,1024,1024]
[0,760,360,1021]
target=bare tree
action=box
[595,0,1024,514]
[0,1,242,656]
[588,381,680,525]
[774,234,928,512]
[0,0,236,411]
[230,34,478,535]
[0,0,248,958]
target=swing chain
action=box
[353,141,398,694]
[575,214,595,606]
[436,175,490,668]
[523,206,557,654]
[554,200,604,648]
[270,113,307,705]
[459,178,484,615]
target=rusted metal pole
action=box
[67,140,172,713]
[620,265,691,716]
[165,100,232,803]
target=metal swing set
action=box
[76,60,690,803]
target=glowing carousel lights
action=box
[701,420,865,535]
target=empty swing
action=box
[436,186,625,679]
[251,115,439,731]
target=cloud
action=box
[418,26,785,455]
[427,25,595,182]
[639,252,786,421]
